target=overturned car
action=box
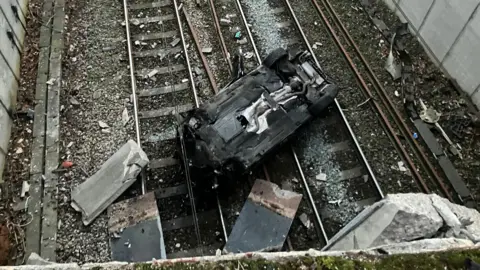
[178,48,338,183]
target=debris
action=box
[122,108,130,126]
[397,161,407,172]
[215,249,222,256]
[108,192,166,261]
[70,97,81,105]
[220,18,231,25]
[224,179,302,253]
[170,38,181,47]
[15,147,23,154]
[20,181,30,198]
[394,90,400,97]
[312,42,323,49]
[62,160,73,168]
[12,200,27,212]
[384,33,402,80]
[98,121,109,129]
[202,47,213,54]
[194,66,203,76]
[299,213,311,229]
[71,140,149,225]
[67,142,74,148]
[244,52,254,59]
[175,243,181,248]
[26,252,53,266]
[147,68,159,78]
[234,31,242,39]
[181,78,188,83]
[130,19,140,26]
[237,37,248,45]
[315,172,327,181]
[102,128,111,134]
[46,78,56,85]
[328,199,342,205]
[324,193,480,251]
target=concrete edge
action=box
[40,0,66,262]
[3,241,479,269]
[24,0,54,260]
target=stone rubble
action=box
[325,193,480,251]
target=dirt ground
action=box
[0,0,42,265]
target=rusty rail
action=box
[315,0,452,200]
[207,0,233,74]
[183,8,219,94]
[307,0,443,197]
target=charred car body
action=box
[178,48,338,184]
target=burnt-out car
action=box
[178,48,338,183]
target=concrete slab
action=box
[397,0,433,30]
[71,140,149,225]
[108,192,166,261]
[224,179,302,253]
[419,0,479,61]
[442,8,480,96]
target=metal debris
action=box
[20,181,30,198]
[384,33,402,80]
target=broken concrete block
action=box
[26,253,54,265]
[71,140,149,225]
[108,192,166,261]
[325,193,444,251]
[440,195,480,240]
[224,179,302,253]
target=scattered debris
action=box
[244,52,254,59]
[71,140,149,225]
[70,97,81,105]
[20,181,30,198]
[220,18,231,25]
[312,42,323,49]
[237,37,248,45]
[62,160,73,168]
[202,47,213,54]
[108,192,166,261]
[170,38,180,47]
[384,33,402,80]
[397,161,407,172]
[46,78,56,85]
[15,147,23,154]
[224,179,302,253]
[315,172,327,181]
[98,120,110,129]
[26,252,53,266]
[67,141,74,148]
[234,31,242,39]
[299,213,312,229]
[122,108,130,126]
[175,243,181,248]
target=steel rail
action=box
[302,0,432,195]
[183,8,219,93]
[315,0,452,200]
[208,0,233,74]
[122,0,145,194]
[233,0,261,61]
[234,0,331,246]
[173,0,203,251]
[284,0,384,201]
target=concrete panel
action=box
[442,8,480,96]
[0,108,12,183]
[0,0,26,46]
[398,0,433,30]
[0,57,16,111]
[0,12,21,78]
[420,0,479,61]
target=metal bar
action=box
[316,0,450,200]
[292,146,329,244]
[182,8,219,93]
[174,1,200,108]
[122,0,144,193]
[208,0,233,74]
[284,0,384,200]
[233,0,261,61]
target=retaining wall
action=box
[383,0,480,109]
[0,0,28,182]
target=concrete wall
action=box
[383,0,480,109]
[0,0,28,182]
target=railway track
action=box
[116,0,456,258]
[122,0,227,258]
[222,0,385,249]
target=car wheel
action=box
[263,48,288,68]
[307,84,338,116]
